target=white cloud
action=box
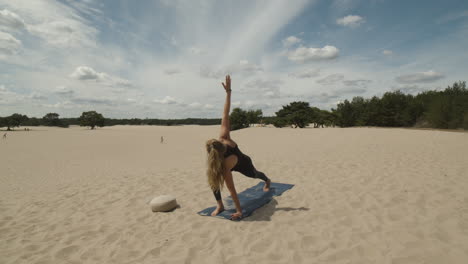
[336,87,367,94]
[200,66,225,79]
[316,74,344,85]
[336,15,365,28]
[0,9,26,32]
[0,85,25,106]
[395,71,445,84]
[154,96,178,105]
[42,100,81,110]
[188,102,202,108]
[213,0,311,65]
[70,66,132,87]
[0,31,22,56]
[244,78,283,99]
[343,79,372,86]
[71,97,113,106]
[27,20,97,48]
[383,50,393,55]
[200,60,262,79]
[289,69,320,78]
[70,66,105,81]
[245,79,282,89]
[282,36,301,47]
[62,0,103,17]
[54,86,75,97]
[28,92,47,100]
[0,1,98,49]
[228,60,263,74]
[287,45,339,62]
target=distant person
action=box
[161,136,164,144]
[3,133,6,139]
[205,75,271,220]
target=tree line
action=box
[1,81,466,130]
[332,81,468,129]
[0,111,221,130]
[230,81,468,130]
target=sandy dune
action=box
[1,125,467,263]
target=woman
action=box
[205,75,271,220]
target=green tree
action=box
[275,101,313,128]
[318,109,335,127]
[43,113,59,126]
[379,91,412,126]
[0,114,29,130]
[426,95,451,129]
[246,109,263,126]
[0,117,5,129]
[308,107,328,128]
[335,100,355,127]
[230,108,249,130]
[79,111,105,129]
[229,108,263,130]
[271,117,288,128]
[463,112,468,130]
[43,113,69,128]
[444,81,468,128]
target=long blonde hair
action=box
[205,139,226,191]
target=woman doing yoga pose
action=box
[205,75,271,220]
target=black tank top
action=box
[224,144,243,159]
[223,144,251,172]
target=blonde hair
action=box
[205,139,226,191]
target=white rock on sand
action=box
[150,195,178,212]
[0,125,467,264]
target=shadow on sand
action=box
[242,200,309,222]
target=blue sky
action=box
[1,0,467,118]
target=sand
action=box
[1,125,468,264]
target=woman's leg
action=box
[236,155,271,191]
[211,190,224,216]
[253,170,269,182]
[254,170,271,191]
[240,169,271,191]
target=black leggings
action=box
[213,169,269,201]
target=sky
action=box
[1,0,467,118]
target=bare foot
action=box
[263,179,271,192]
[211,206,224,216]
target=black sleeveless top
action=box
[223,144,253,173]
[224,144,243,159]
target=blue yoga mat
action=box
[198,182,294,220]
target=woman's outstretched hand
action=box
[222,75,231,93]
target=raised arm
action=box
[219,75,231,139]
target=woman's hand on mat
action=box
[231,210,242,220]
[222,75,231,93]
